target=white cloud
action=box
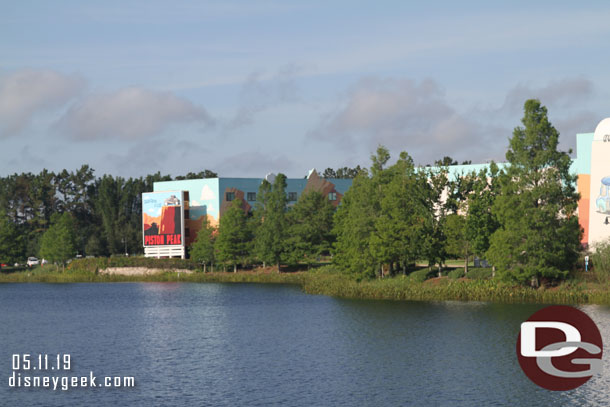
[200,184,215,201]
[311,77,485,164]
[147,207,161,217]
[0,69,85,137]
[56,87,213,140]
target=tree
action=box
[322,168,336,178]
[434,156,458,167]
[322,166,364,179]
[215,199,249,272]
[369,152,428,275]
[333,146,391,279]
[39,212,76,271]
[419,167,450,275]
[0,209,22,265]
[487,99,581,285]
[285,191,335,268]
[252,179,272,267]
[252,174,287,271]
[444,213,470,272]
[190,216,215,272]
[464,165,500,263]
[174,170,218,180]
[332,171,378,279]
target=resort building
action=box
[142,118,610,258]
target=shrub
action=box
[448,269,465,279]
[591,239,610,284]
[466,269,493,280]
[409,268,434,283]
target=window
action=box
[288,192,297,202]
[226,192,235,201]
[247,192,256,201]
[328,192,337,201]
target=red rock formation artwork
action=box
[160,205,181,234]
[220,188,252,216]
[303,169,343,207]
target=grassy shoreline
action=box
[2,260,610,305]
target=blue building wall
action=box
[150,130,598,247]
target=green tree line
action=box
[0,167,217,264]
[1,100,583,286]
[192,99,582,286]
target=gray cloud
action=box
[0,69,85,137]
[489,77,598,155]
[227,65,301,129]
[213,151,296,176]
[310,77,494,165]
[56,87,213,140]
[501,78,594,114]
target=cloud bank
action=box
[0,69,85,137]
[56,87,213,140]
[311,77,483,164]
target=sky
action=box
[2,1,610,178]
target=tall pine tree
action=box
[487,99,581,285]
[190,216,216,272]
[253,174,287,271]
[285,191,335,268]
[215,199,249,273]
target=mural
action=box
[142,191,185,247]
[587,118,610,248]
[596,177,610,214]
[304,169,343,207]
[220,187,252,216]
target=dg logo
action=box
[517,305,603,391]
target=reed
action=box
[3,260,610,305]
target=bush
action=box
[409,268,434,283]
[466,269,493,280]
[591,239,610,284]
[448,269,465,279]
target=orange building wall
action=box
[577,174,590,245]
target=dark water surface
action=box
[0,283,609,406]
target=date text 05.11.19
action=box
[12,354,71,371]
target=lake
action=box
[0,283,609,406]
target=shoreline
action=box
[2,265,609,305]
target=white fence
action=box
[144,246,185,259]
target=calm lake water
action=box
[0,283,609,406]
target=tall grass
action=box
[302,270,610,305]
[2,259,610,305]
[591,238,610,285]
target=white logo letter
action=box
[521,322,581,357]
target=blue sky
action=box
[2,1,610,178]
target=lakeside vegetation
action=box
[2,257,610,305]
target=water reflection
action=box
[0,284,609,406]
